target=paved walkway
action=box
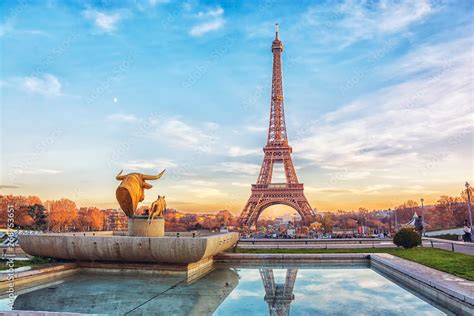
[237,238,474,255]
[422,238,474,255]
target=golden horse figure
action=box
[148,195,166,224]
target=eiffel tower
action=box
[238,24,316,227]
[260,268,298,316]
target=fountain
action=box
[19,170,239,278]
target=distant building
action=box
[332,226,356,236]
[104,209,128,231]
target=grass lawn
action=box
[234,247,474,281]
[0,257,55,271]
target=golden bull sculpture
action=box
[115,169,165,217]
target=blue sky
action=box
[0,0,472,214]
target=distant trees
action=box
[28,204,48,231]
[0,195,43,228]
[47,198,77,232]
[394,200,419,225]
[394,193,469,231]
[1,189,472,233]
[77,207,105,231]
[320,213,333,233]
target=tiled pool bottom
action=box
[1,264,447,315]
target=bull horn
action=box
[142,169,166,180]
[116,170,126,180]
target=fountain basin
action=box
[19,232,239,264]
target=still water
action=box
[0,264,446,315]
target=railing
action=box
[422,237,474,254]
[237,238,395,249]
[252,183,304,189]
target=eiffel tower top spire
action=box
[268,23,287,146]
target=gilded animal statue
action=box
[148,195,166,224]
[115,170,165,217]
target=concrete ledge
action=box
[1,312,86,316]
[77,257,214,283]
[0,257,215,294]
[0,263,78,292]
[371,254,474,315]
[215,253,370,263]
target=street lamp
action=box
[466,182,472,229]
[394,208,398,232]
[421,198,425,236]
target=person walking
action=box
[415,215,424,236]
[463,220,472,242]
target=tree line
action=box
[0,195,105,232]
[0,187,472,233]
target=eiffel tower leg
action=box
[239,193,260,226]
[284,269,298,295]
[294,194,315,225]
[282,153,299,184]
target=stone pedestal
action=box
[128,216,164,237]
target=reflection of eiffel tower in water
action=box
[259,269,298,316]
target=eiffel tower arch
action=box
[238,24,316,227]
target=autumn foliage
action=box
[0,188,472,233]
[0,195,105,232]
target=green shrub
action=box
[393,227,421,249]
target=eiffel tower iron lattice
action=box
[259,268,298,316]
[238,24,316,227]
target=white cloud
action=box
[190,187,226,198]
[231,182,249,187]
[293,35,473,184]
[106,113,138,123]
[190,7,225,37]
[228,146,260,157]
[197,7,224,18]
[149,0,170,6]
[190,19,225,37]
[14,168,63,175]
[212,162,260,175]
[205,121,220,130]
[22,74,62,96]
[0,20,50,37]
[187,180,218,187]
[121,159,177,170]
[153,119,217,151]
[0,21,14,37]
[245,125,266,133]
[304,0,435,49]
[83,9,125,33]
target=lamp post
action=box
[394,208,398,232]
[466,182,472,229]
[421,198,425,236]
